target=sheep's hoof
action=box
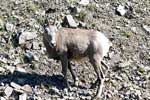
[74,78,80,87]
[91,95,102,100]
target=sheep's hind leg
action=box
[90,61,109,89]
[90,57,105,99]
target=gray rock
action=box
[22,84,32,93]
[33,54,40,61]
[79,0,90,6]
[64,15,78,28]
[135,90,141,97]
[108,51,115,59]
[19,31,37,44]
[79,21,86,27]
[143,25,150,34]
[16,67,27,73]
[0,57,7,63]
[64,88,68,96]
[13,58,21,65]
[116,5,127,16]
[0,97,6,100]
[131,27,137,34]
[5,22,15,32]
[10,82,22,90]
[4,86,13,97]
[19,93,27,100]
[122,82,128,88]
[118,61,130,68]
[0,67,5,73]
[51,87,60,95]
[135,76,140,81]
[6,66,15,74]
[115,75,122,81]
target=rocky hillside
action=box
[0,0,150,100]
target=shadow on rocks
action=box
[0,71,66,90]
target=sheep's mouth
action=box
[49,42,55,48]
[44,37,55,48]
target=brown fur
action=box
[43,26,111,99]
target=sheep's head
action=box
[44,25,57,47]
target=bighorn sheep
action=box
[43,24,112,99]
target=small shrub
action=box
[87,3,97,11]
[75,11,87,21]
[121,32,133,38]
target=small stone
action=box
[107,93,112,98]
[135,90,141,96]
[115,75,122,81]
[118,61,130,68]
[79,0,89,6]
[14,88,25,93]
[135,76,140,81]
[32,41,40,50]
[51,87,60,95]
[6,66,15,73]
[79,21,86,27]
[0,67,5,73]
[143,25,150,34]
[108,51,115,59]
[14,58,21,65]
[4,86,13,97]
[1,97,6,100]
[0,57,7,63]
[64,88,68,96]
[19,93,27,100]
[116,5,127,16]
[22,84,32,93]
[10,82,22,90]
[33,54,39,61]
[16,67,26,73]
[5,22,15,32]
[122,82,128,88]
[64,15,78,28]
[131,27,137,33]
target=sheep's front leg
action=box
[68,61,79,86]
[60,54,70,89]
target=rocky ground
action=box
[0,0,150,100]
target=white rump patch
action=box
[96,31,112,57]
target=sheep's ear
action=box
[53,19,60,28]
[44,19,49,25]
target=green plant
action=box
[75,11,87,21]
[91,23,96,27]
[67,0,77,4]
[121,31,133,38]
[37,17,45,25]
[27,2,39,13]
[87,3,97,11]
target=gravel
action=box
[0,0,150,99]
